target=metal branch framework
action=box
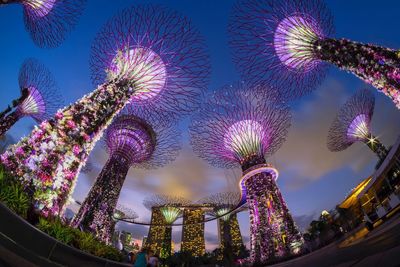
[71,112,181,243]
[200,191,240,220]
[327,89,388,160]
[114,204,139,221]
[0,58,63,137]
[190,81,291,170]
[0,0,87,48]
[90,5,210,122]
[229,0,400,108]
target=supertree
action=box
[113,204,139,221]
[0,58,63,137]
[327,89,388,160]
[0,0,86,48]
[229,0,400,108]
[200,192,244,260]
[71,111,181,243]
[190,81,303,263]
[0,5,209,217]
[144,194,189,259]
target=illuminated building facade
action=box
[218,212,244,258]
[146,207,166,256]
[181,207,206,257]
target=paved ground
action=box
[272,214,400,267]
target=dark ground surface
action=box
[272,215,400,267]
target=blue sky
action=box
[1,0,400,250]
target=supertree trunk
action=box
[363,135,389,161]
[243,164,303,263]
[219,213,243,258]
[0,79,136,216]
[314,38,400,107]
[0,88,29,136]
[0,112,21,138]
[160,225,172,259]
[71,153,130,243]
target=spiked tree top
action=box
[190,81,291,170]
[90,4,210,122]
[113,204,139,221]
[70,111,181,242]
[0,0,87,48]
[18,58,63,122]
[229,0,400,108]
[0,58,63,137]
[143,194,190,224]
[200,192,240,221]
[327,89,388,160]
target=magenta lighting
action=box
[0,0,86,48]
[327,89,388,160]
[0,58,63,137]
[229,0,400,108]
[90,5,210,122]
[71,112,181,243]
[0,5,209,217]
[190,81,303,264]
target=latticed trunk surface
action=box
[71,154,130,243]
[0,80,135,216]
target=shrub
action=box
[37,217,123,262]
[37,217,75,245]
[0,165,29,218]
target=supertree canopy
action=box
[229,0,400,108]
[144,194,189,258]
[0,5,209,217]
[200,192,240,221]
[0,0,87,48]
[113,204,139,221]
[71,112,181,243]
[190,81,303,263]
[200,192,244,259]
[0,58,63,137]
[90,5,210,122]
[327,89,388,160]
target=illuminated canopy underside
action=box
[274,15,322,71]
[108,47,167,101]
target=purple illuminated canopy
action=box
[229,0,334,100]
[90,5,210,122]
[4,0,88,48]
[190,81,291,169]
[18,58,63,122]
[105,110,181,169]
[327,89,375,152]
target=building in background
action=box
[146,208,166,255]
[181,207,206,257]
